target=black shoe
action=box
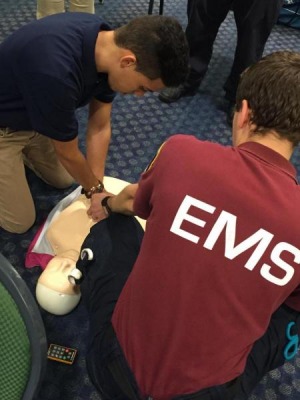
[158,83,199,103]
[226,102,235,126]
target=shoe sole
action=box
[158,90,198,104]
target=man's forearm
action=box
[86,99,112,181]
[58,150,101,191]
[105,184,138,215]
[86,127,111,181]
[51,136,105,192]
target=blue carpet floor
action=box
[1,1,300,399]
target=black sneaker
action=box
[158,83,199,103]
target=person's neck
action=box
[242,132,294,161]
[94,30,117,73]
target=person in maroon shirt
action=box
[77,51,300,400]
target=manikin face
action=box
[38,257,79,295]
[107,56,165,96]
[36,257,81,315]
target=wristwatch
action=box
[101,196,113,216]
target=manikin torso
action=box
[35,177,145,315]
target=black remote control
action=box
[47,344,77,365]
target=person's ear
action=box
[120,55,136,68]
[237,99,251,129]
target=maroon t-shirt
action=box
[112,135,300,400]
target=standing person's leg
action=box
[22,131,74,189]
[79,214,144,399]
[69,0,95,13]
[36,0,65,19]
[159,0,232,103]
[0,129,36,233]
[187,0,232,87]
[224,0,282,104]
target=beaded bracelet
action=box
[81,180,104,199]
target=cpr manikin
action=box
[35,177,145,315]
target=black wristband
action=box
[101,196,113,216]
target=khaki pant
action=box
[36,0,95,19]
[0,128,73,233]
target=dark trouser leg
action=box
[233,304,300,399]
[186,0,232,86]
[224,0,282,102]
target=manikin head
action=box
[36,255,81,315]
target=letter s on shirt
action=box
[260,242,300,286]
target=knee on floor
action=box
[50,175,75,189]
[0,210,36,234]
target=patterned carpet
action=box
[1,1,300,399]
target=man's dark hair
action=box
[114,15,189,87]
[236,51,300,146]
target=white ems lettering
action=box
[261,242,299,286]
[170,195,215,244]
[170,196,299,286]
[203,211,274,271]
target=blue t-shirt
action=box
[0,13,116,141]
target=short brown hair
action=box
[114,15,189,87]
[236,51,300,146]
